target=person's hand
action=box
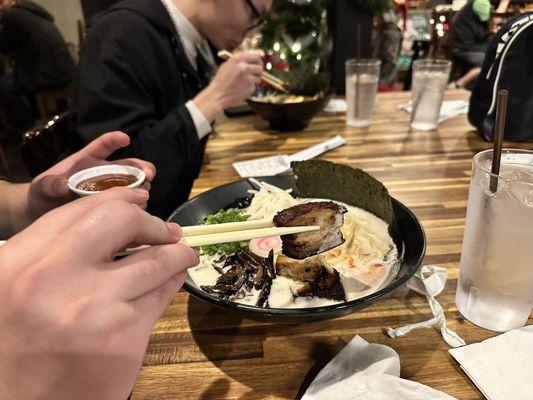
[193,52,264,121]
[26,131,156,222]
[0,188,199,400]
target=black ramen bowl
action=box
[247,94,330,132]
[168,175,426,324]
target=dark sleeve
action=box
[0,12,21,54]
[452,9,488,53]
[72,11,203,217]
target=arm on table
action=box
[0,181,31,239]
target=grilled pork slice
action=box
[275,254,346,301]
[276,254,325,281]
[296,267,345,301]
[273,201,347,259]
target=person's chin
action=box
[223,39,241,50]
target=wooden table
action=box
[132,90,533,400]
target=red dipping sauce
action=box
[75,173,138,192]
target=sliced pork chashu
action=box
[273,201,347,260]
[275,254,346,301]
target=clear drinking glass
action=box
[410,59,451,131]
[345,59,381,127]
[456,149,533,332]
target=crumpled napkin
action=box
[398,100,469,124]
[301,335,457,400]
[386,265,466,348]
[449,325,533,400]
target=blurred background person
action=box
[372,0,407,90]
[70,0,273,219]
[452,0,491,67]
[0,0,76,137]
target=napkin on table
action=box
[232,135,346,178]
[398,100,469,124]
[449,325,533,400]
[324,99,347,113]
[301,335,456,400]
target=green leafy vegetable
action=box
[200,209,250,256]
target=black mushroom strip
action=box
[273,201,347,260]
[256,250,275,307]
[201,250,275,307]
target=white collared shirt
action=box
[160,0,214,139]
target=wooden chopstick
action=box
[180,225,318,247]
[218,50,290,94]
[181,218,272,236]
[116,225,319,257]
[260,75,289,94]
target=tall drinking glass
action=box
[410,59,451,131]
[345,59,381,127]
[456,149,533,332]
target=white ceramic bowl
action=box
[68,165,145,196]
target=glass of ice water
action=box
[345,59,381,127]
[410,60,451,131]
[456,149,533,332]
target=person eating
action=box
[70,0,273,219]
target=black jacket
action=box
[452,0,489,54]
[0,0,76,93]
[70,0,211,219]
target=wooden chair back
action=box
[34,86,72,122]
[20,112,71,177]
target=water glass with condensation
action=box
[456,149,533,332]
[410,60,451,131]
[345,59,381,127]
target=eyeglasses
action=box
[243,0,264,28]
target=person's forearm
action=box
[192,85,226,123]
[496,0,510,13]
[0,182,31,238]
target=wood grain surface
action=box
[132,90,533,400]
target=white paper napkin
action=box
[232,135,346,177]
[398,100,469,124]
[302,335,457,400]
[386,265,466,348]
[449,325,533,400]
[324,99,347,113]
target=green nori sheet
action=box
[291,159,394,226]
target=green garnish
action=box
[200,209,250,256]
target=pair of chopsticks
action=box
[0,222,318,256]
[179,219,317,247]
[119,219,318,256]
[218,50,289,94]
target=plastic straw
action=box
[355,25,361,118]
[489,90,509,193]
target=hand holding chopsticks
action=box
[218,50,289,94]
[0,220,319,257]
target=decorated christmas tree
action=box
[259,0,391,95]
[260,0,329,95]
